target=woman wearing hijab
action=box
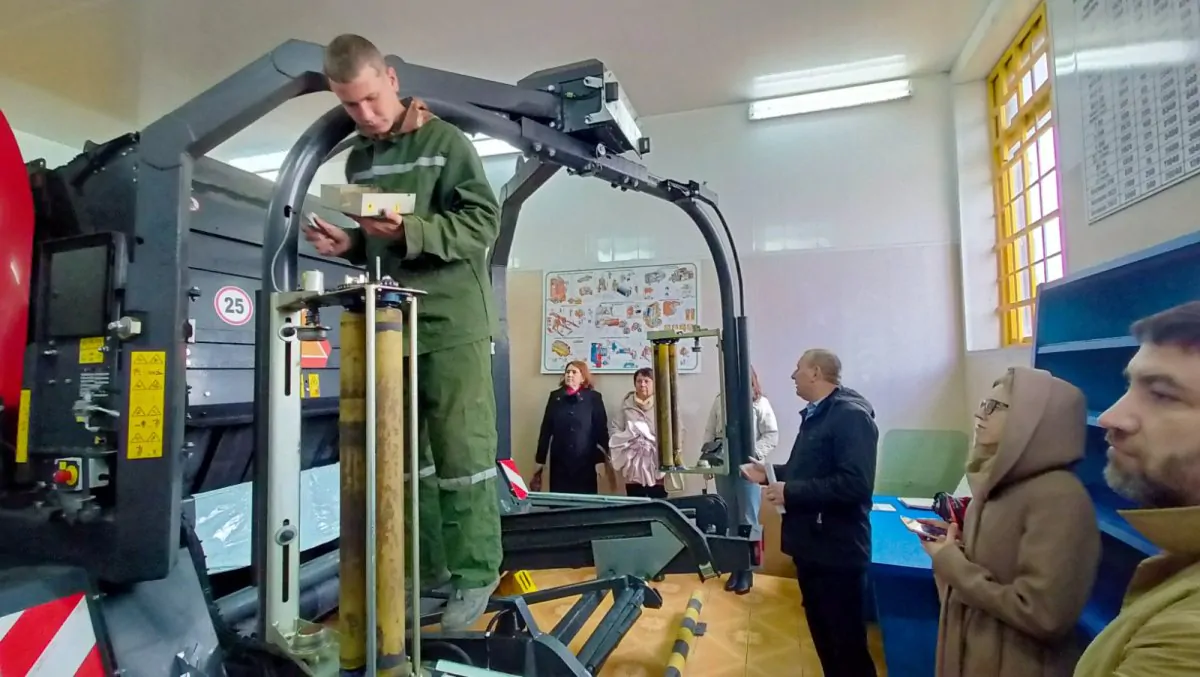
[703,366,779,594]
[532,360,611,494]
[918,366,1100,677]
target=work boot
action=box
[724,570,744,592]
[733,570,753,595]
[440,578,501,631]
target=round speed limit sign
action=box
[214,286,254,326]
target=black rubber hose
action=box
[423,641,474,667]
[217,550,341,625]
[694,195,745,315]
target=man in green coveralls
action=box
[304,34,503,630]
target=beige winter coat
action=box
[933,367,1100,677]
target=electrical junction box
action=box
[321,184,416,217]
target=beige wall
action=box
[505,265,722,495]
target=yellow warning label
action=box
[307,373,320,398]
[79,337,105,364]
[16,390,31,464]
[497,570,537,596]
[127,351,167,460]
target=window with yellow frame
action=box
[988,4,1064,346]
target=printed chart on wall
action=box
[1073,0,1200,223]
[542,263,700,374]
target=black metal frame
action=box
[53,30,749,596]
[418,575,662,676]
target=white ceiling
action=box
[2,0,988,159]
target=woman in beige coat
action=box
[920,366,1100,677]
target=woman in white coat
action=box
[703,366,778,594]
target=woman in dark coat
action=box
[532,360,611,494]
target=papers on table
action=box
[872,503,897,512]
[898,497,936,510]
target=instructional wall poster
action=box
[1074,0,1200,223]
[541,263,701,374]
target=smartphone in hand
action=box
[304,212,330,235]
[901,515,946,541]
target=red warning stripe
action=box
[76,645,105,677]
[0,592,82,675]
[499,459,529,500]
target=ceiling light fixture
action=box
[747,79,914,121]
[750,56,910,99]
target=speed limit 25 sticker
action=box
[213,286,254,326]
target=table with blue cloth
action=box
[869,495,941,677]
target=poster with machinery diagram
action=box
[542,263,701,374]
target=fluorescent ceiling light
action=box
[748,79,913,121]
[470,134,520,158]
[750,56,909,99]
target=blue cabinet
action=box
[1032,230,1200,638]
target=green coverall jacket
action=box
[339,98,501,355]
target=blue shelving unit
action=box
[1032,229,1200,639]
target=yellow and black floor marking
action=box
[663,590,706,676]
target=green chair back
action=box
[874,428,969,498]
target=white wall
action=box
[1045,0,1200,273]
[484,74,969,473]
[11,129,82,168]
[952,0,1044,408]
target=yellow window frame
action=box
[987,3,1064,346]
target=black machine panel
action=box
[6,138,358,583]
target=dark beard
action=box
[1104,461,1186,508]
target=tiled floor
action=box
[490,568,888,676]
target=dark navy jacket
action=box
[772,386,878,569]
[535,387,610,494]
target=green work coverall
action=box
[338,99,502,590]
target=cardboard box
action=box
[321,184,416,217]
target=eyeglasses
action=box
[979,399,1010,416]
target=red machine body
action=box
[0,111,36,431]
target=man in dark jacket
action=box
[742,348,878,677]
[304,34,502,633]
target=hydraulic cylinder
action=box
[653,343,674,468]
[667,342,682,467]
[339,309,367,672]
[374,306,408,676]
[339,306,410,676]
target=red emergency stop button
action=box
[51,460,80,488]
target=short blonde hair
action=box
[324,34,386,83]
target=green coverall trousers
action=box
[404,339,503,590]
